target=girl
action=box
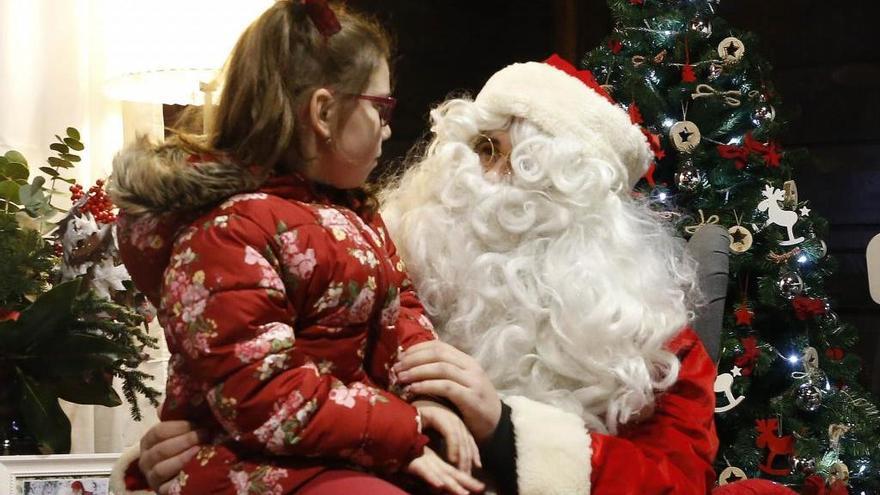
[109,2,482,494]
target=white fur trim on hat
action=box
[109,443,154,495]
[474,61,652,190]
[506,395,592,495]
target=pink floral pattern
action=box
[317,207,368,247]
[244,246,286,296]
[126,215,164,250]
[329,382,389,409]
[253,391,318,453]
[234,322,295,364]
[276,230,317,282]
[228,465,288,495]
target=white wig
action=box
[381,62,699,434]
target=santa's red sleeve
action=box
[505,327,719,495]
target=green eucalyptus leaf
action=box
[15,368,71,454]
[49,143,69,154]
[62,138,84,152]
[47,157,72,169]
[31,176,46,188]
[4,150,28,166]
[66,127,81,141]
[60,153,81,163]
[38,167,60,177]
[1,161,29,181]
[0,180,20,203]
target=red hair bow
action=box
[544,54,614,103]
[303,0,341,38]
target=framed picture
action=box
[0,454,118,495]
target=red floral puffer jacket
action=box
[110,145,436,494]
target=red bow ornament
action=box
[734,336,761,376]
[792,296,827,320]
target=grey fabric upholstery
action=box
[686,224,731,362]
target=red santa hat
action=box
[473,55,652,191]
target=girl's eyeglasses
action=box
[354,94,397,127]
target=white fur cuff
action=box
[109,443,154,495]
[506,395,592,495]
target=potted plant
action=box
[0,128,160,454]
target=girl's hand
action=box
[396,341,502,443]
[138,420,208,494]
[413,400,481,473]
[406,446,485,495]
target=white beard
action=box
[381,115,697,434]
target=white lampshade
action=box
[103,0,273,105]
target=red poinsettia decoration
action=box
[629,0,644,4]
[734,336,761,376]
[792,296,827,320]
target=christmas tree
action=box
[580,1,880,492]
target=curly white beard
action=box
[381,99,699,434]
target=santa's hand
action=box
[406,446,485,495]
[139,420,208,494]
[413,400,481,473]
[396,341,502,444]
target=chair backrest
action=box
[685,224,731,362]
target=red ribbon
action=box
[682,36,696,83]
[717,132,782,169]
[717,142,750,169]
[303,0,341,38]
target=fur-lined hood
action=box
[108,138,265,306]
[108,138,264,217]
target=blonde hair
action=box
[167,1,391,215]
[211,1,391,170]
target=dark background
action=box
[347,0,880,394]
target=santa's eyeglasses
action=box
[471,134,511,174]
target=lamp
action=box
[103,0,272,139]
